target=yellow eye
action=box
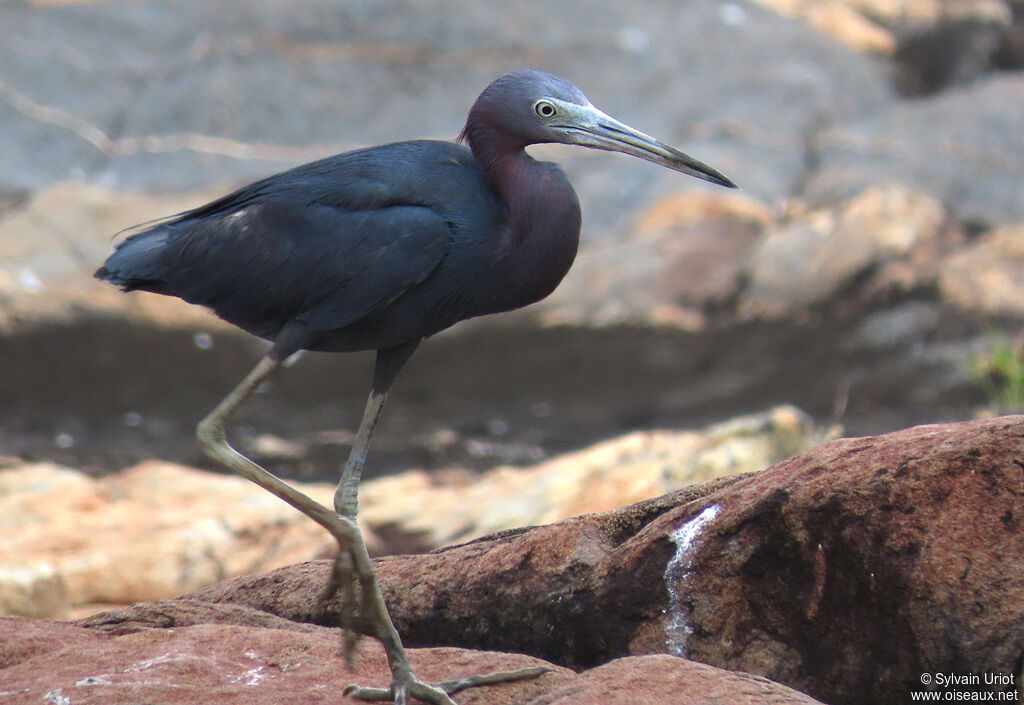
[534,100,556,118]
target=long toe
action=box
[437,666,553,695]
[344,666,549,704]
[344,680,456,705]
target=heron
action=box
[96,69,735,704]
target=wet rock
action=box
[178,415,1023,705]
[0,407,822,617]
[172,478,743,669]
[674,415,1024,705]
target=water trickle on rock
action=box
[664,504,720,657]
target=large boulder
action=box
[806,74,1024,225]
[0,461,340,618]
[165,415,1023,705]
[0,407,821,618]
[939,222,1024,316]
[0,617,568,705]
[738,183,951,318]
[0,0,889,206]
[0,615,828,704]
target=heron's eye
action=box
[534,100,557,119]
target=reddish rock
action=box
[0,616,105,670]
[177,476,745,667]
[1,616,568,705]
[173,415,1024,705]
[676,414,1024,705]
[1,409,821,619]
[76,598,326,637]
[1,616,828,704]
[538,654,826,705]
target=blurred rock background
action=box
[1,0,1023,617]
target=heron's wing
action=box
[295,202,451,332]
[101,197,450,337]
[178,141,478,219]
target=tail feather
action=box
[93,228,172,293]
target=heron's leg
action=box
[334,341,421,521]
[194,355,370,559]
[334,388,388,520]
[198,354,548,704]
[194,356,380,666]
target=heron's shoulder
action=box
[305,140,477,173]
[294,141,492,212]
[166,141,487,225]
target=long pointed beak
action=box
[554,102,737,189]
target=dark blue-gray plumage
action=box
[95,69,735,705]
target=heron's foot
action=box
[313,514,551,704]
[317,541,367,668]
[344,666,552,704]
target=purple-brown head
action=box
[462,69,736,189]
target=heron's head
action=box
[462,69,736,189]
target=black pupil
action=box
[539,103,553,116]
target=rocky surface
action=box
[0,406,822,619]
[0,461,340,618]
[806,74,1024,225]
[119,414,1022,705]
[2,415,1018,703]
[2,3,1023,704]
[0,618,830,705]
[754,0,1022,87]
[939,222,1024,315]
[1,0,1024,473]
[0,183,219,332]
[737,183,954,319]
[0,0,886,202]
[0,618,569,705]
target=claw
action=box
[344,679,456,705]
[437,666,553,695]
[343,666,550,704]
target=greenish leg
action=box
[196,351,549,704]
